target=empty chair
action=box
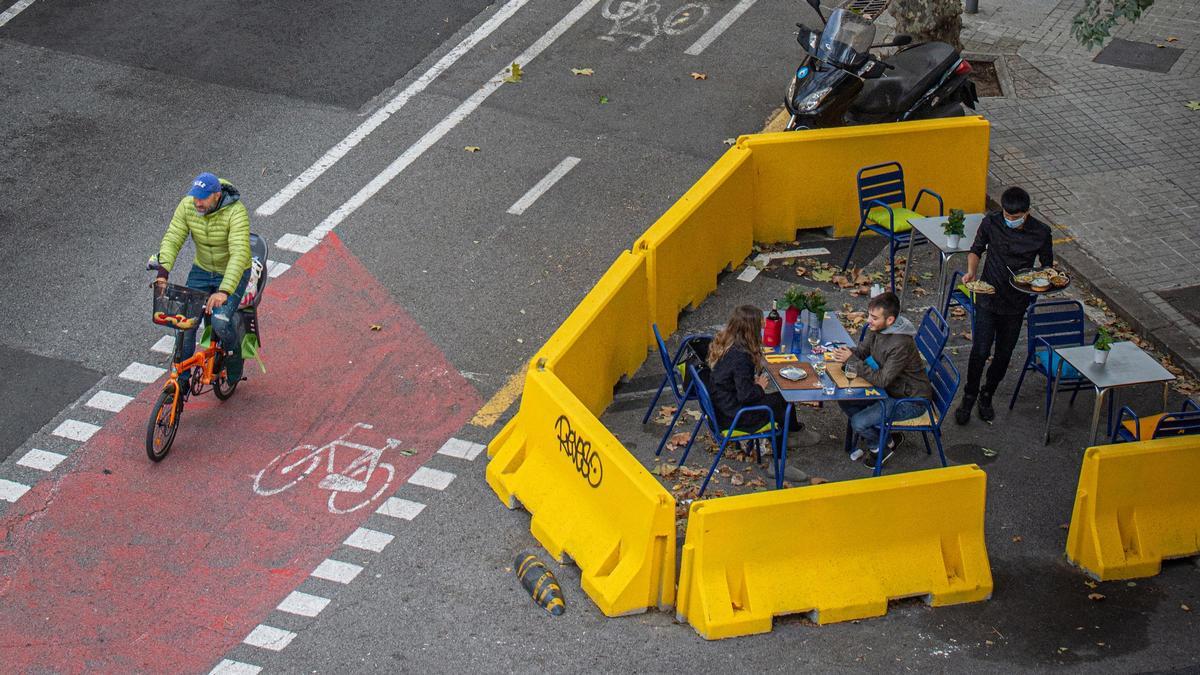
[1008,300,1089,413]
[1111,398,1200,443]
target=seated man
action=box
[831,292,934,469]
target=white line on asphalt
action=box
[151,335,175,354]
[311,558,363,584]
[119,362,167,383]
[0,479,31,502]
[275,233,318,254]
[243,624,296,651]
[256,0,533,216]
[684,0,759,56]
[209,660,262,675]
[376,496,426,520]
[436,437,487,461]
[767,247,831,259]
[506,157,581,215]
[52,419,101,443]
[266,260,291,278]
[277,591,331,618]
[17,448,67,472]
[0,0,36,28]
[407,467,456,491]
[344,527,394,553]
[85,390,134,413]
[308,0,603,240]
[737,254,770,282]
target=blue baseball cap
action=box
[187,172,221,199]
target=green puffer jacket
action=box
[158,179,251,295]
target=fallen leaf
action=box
[812,269,835,282]
[689,72,708,80]
[464,146,481,153]
[985,640,995,646]
[599,95,609,104]
[1126,581,1137,587]
[722,137,736,145]
[1183,604,1192,612]
[962,331,973,341]
[397,448,417,457]
[809,476,829,485]
[1167,36,1178,42]
[1084,580,1098,589]
[1011,535,1023,543]
[730,473,745,486]
[370,324,382,331]
[794,265,808,277]
[981,447,998,457]
[1060,523,1070,530]
[570,67,594,76]
[1186,101,1200,111]
[1088,592,1106,601]
[503,62,523,83]
[658,463,678,477]
[666,432,692,449]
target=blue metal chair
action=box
[841,161,944,291]
[644,324,709,427]
[863,353,960,477]
[665,365,791,495]
[943,269,977,334]
[1111,398,1200,443]
[915,307,950,367]
[1008,300,1090,414]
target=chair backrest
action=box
[1025,299,1085,356]
[1152,410,1200,439]
[916,307,950,366]
[857,161,907,216]
[652,324,684,397]
[687,364,723,436]
[928,353,961,422]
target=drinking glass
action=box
[807,322,822,363]
[843,362,858,394]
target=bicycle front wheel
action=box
[146,388,181,462]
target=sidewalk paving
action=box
[957,0,1200,378]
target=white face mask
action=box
[1004,215,1026,229]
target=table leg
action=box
[937,251,954,315]
[1089,387,1107,446]
[1044,357,1065,445]
[1163,381,1169,411]
[899,230,919,309]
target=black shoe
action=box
[955,396,976,425]
[888,433,905,452]
[865,448,894,469]
[978,392,995,422]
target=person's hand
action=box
[755,372,769,390]
[153,278,167,290]
[961,270,975,284]
[832,347,853,363]
[205,291,229,315]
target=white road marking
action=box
[376,496,426,520]
[275,233,318,253]
[256,0,533,216]
[151,335,176,354]
[408,467,456,490]
[52,419,101,442]
[277,591,331,618]
[0,0,36,28]
[119,362,166,383]
[243,624,296,651]
[436,437,487,461]
[683,0,758,55]
[17,448,67,472]
[85,390,134,413]
[308,0,603,240]
[209,659,262,675]
[736,254,770,282]
[506,157,581,215]
[311,558,363,584]
[344,527,394,553]
[0,479,31,502]
[266,260,291,278]
[767,247,831,259]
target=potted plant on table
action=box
[1094,325,1114,365]
[944,208,966,249]
[782,286,808,326]
[805,289,827,323]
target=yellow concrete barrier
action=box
[486,368,676,615]
[1066,436,1200,580]
[742,117,991,240]
[635,146,755,337]
[676,465,992,639]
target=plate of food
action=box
[964,280,995,295]
[779,366,808,381]
[1011,267,1070,294]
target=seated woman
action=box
[706,305,822,481]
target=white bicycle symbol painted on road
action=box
[599,0,711,52]
[253,422,399,514]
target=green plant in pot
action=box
[1094,325,1114,365]
[805,289,827,322]
[782,286,807,325]
[944,208,966,249]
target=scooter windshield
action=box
[815,9,876,69]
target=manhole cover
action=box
[1156,284,1200,327]
[1093,38,1183,73]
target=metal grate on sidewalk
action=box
[836,0,892,22]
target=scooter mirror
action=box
[805,0,825,22]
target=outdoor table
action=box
[1042,341,1175,445]
[898,213,985,311]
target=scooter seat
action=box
[852,43,958,115]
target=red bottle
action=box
[764,300,782,348]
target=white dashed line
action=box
[376,497,426,520]
[684,0,759,56]
[407,467,456,491]
[85,391,134,413]
[120,362,167,383]
[243,624,296,651]
[274,233,319,254]
[506,156,580,215]
[0,0,37,28]
[344,527,394,553]
[52,419,101,442]
[436,437,487,461]
[17,449,67,472]
[0,479,31,502]
[277,591,331,618]
[311,558,363,584]
[266,260,291,279]
[209,659,262,675]
[151,335,176,354]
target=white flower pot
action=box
[1094,348,1110,366]
[946,233,962,249]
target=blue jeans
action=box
[838,399,926,450]
[178,266,250,386]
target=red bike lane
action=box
[0,234,483,672]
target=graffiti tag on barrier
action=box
[555,415,603,488]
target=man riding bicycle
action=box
[154,172,251,389]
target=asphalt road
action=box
[2,0,1196,672]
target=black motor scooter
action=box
[784,0,977,130]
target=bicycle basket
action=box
[152,284,208,330]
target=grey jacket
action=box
[849,316,934,401]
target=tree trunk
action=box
[890,0,964,51]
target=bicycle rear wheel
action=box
[146,388,181,462]
[213,354,238,401]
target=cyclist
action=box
[153,172,251,390]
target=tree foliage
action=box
[1072,0,1156,49]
